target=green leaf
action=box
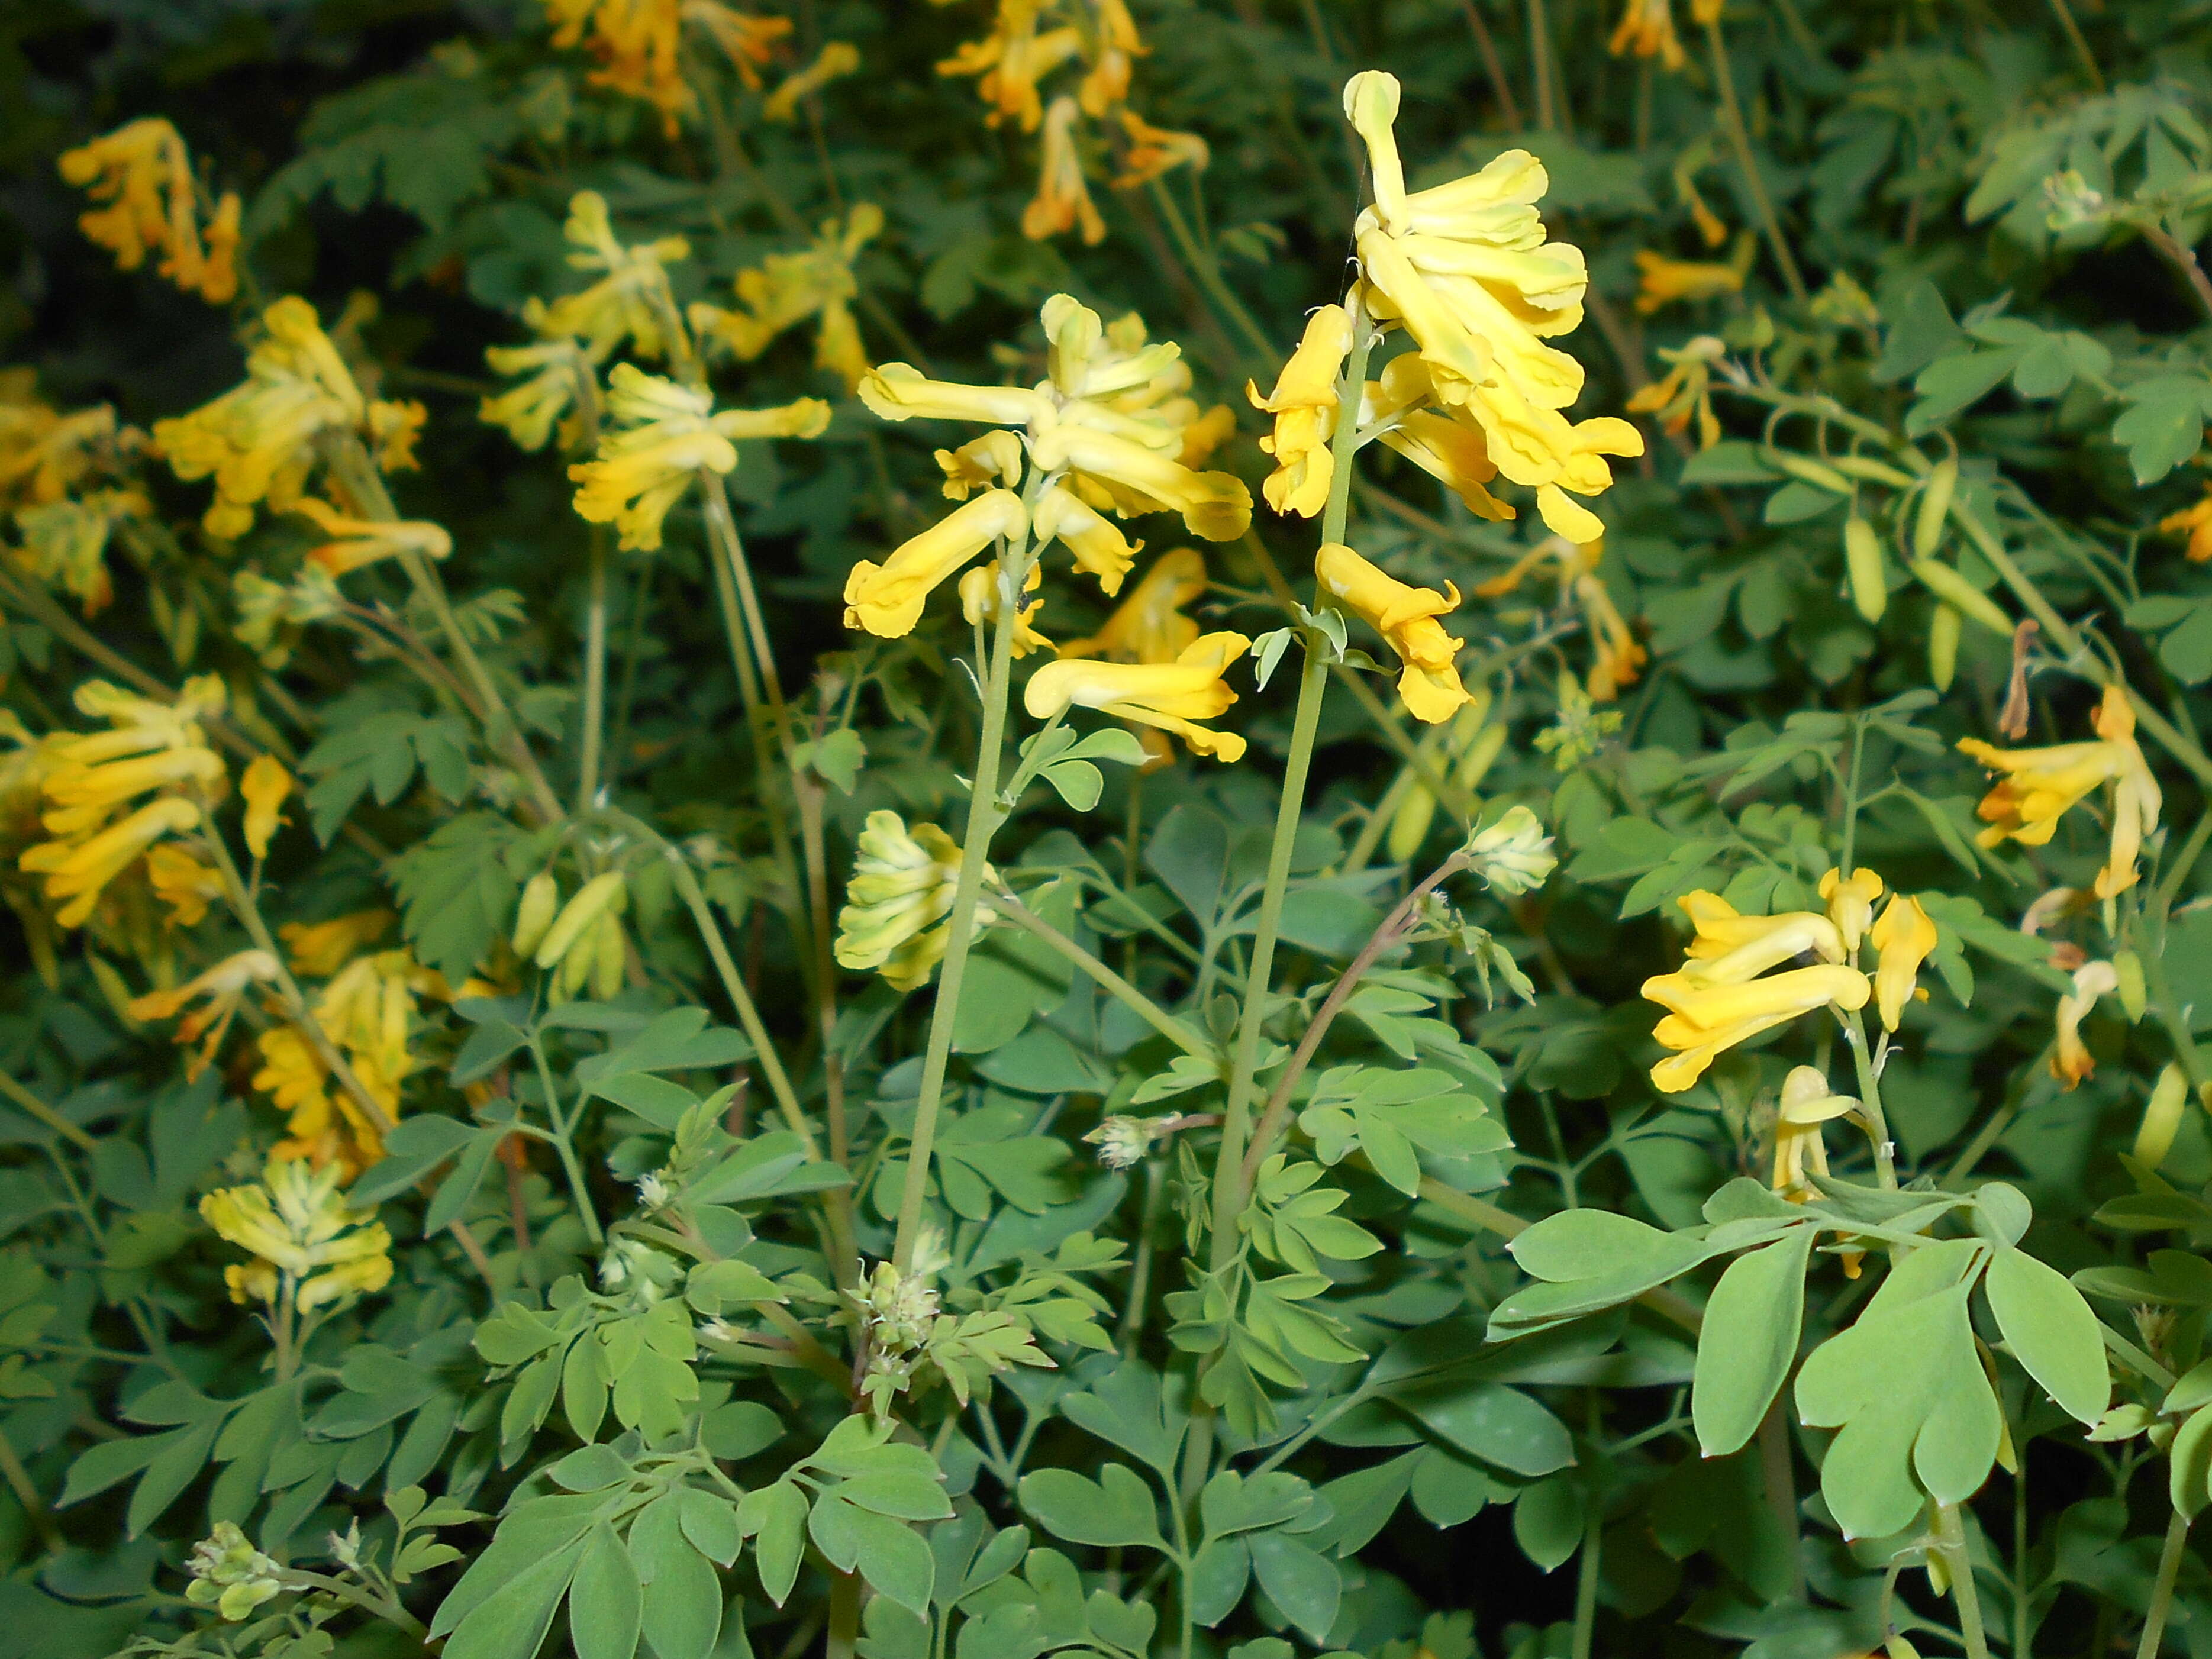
[2113,375,2212,483]
[1511,1475,1585,1571]
[1392,1382,1573,1478]
[739,1481,808,1606]
[810,1495,934,1618]
[350,1115,482,1206]
[1984,1245,2110,1424]
[1199,1470,1313,1538]
[1018,1464,1165,1550]
[1692,1227,1816,1457]
[568,1523,642,1659]
[2172,1409,2212,1519]
[443,1540,585,1659]
[1248,1528,1340,1642]
[639,1537,722,1659]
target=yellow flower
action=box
[937,431,1027,499]
[939,0,1084,132]
[1057,547,1207,662]
[844,490,1030,638]
[1868,893,1937,1032]
[1672,888,1847,982]
[692,205,883,390]
[1033,484,1142,593]
[859,363,1050,430]
[1624,335,1725,449]
[1771,1066,1857,1202]
[1024,96,1105,245]
[21,797,199,928]
[1633,249,1744,314]
[683,0,792,86]
[280,909,395,977]
[14,488,147,618]
[481,322,596,453]
[1689,0,1722,22]
[0,375,119,509]
[153,297,417,538]
[763,41,860,121]
[200,1156,393,1311]
[1113,110,1208,189]
[1030,410,1250,541]
[2052,958,2119,1088]
[569,364,830,551]
[960,563,1051,657]
[1643,964,1871,1093]
[1249,304,1350,518]
[1078,0,1145,113]
[1818,866,1884,952]
[146,843,225,927]
[288,498,453,577]
[241,755,292,861]
[834,811,992,992]
[253,946,446,1173]
[2159,487,2212,563]
[547,0,688,130]
[1342,73,1595,486]
[1025,630,1249,761]
[1177,404,1236,469]
[1958,683,2161,898]
[537,192,692,361]
[1314,542,1470,723]
[1473,535,1645,700]
[128,949,280,1078]
[57,118,240,303]
[1609,0,1685,69]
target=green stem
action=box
[979,892,1215,1062]
[0,1070,98,1153]
[2137,1509,2191,1659]
[1525,0,1556,131]
[2045,0,2104,92]
[1936,1502,1992,1659]
[1147,179,1276,369]
[1569,1495,1602,1659]
[827,1571,862,1659]
[276,1568,425,1637]
[1840,1008,1898,1189]
[890,486,1043,1271]
[529,1037,604,1248]
[1119,1157,1168,1353]
[1700,14,1809,305]
[577,529,611,811]
[0,1426,57,1554]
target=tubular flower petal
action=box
[1643,964,1871,1094]
[834,811,993,992]
[1673,889,1846,982]
[1772,1066,1858,1202]
[1113,109,1208,189]
[1958,683,2162,898]
[1029,414,1251,541]
[570,364,828,550]
[279,909,394,977]
[2159,487,2212,563]
[1633,249,1744,314]
[1033,484,1142,593]
[764,41,860,121]
[1314,543,1470,723]
[2053,959,2120,1087]
[20,798,200,927]
[937,2,1084,132]
[1609,0,1685,69]
[1818,866,1884,952]
[254,947,448,1174]
[289,498,452,577]
[846,489,1029,638]
[146,844,225,927]
[546,0,689,129]
[1868,893,1937,1032]
[0,376,120,509]
[692,204,883,390]
[1057,547,1207,663]
[481,322,595,453]
[537,192,692,360]
[199,1156,392,1309]
[1025,630,1250,761]
[240,755,292,861]
[58,118,240,302]
[683,1,792,86]
[1248,304,1350,518]
[859,363,1051,428]
[128,948,280,1078]
[1624,335,1725,448]
[1023,96,1105,246]
[960,562,1050,657]
[937,431,1027,499]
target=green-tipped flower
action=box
[199,1156,392,1311]
[1464,806,1558,895]
[185,1522,285,1621]
[833,810,993,992]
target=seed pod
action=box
[2114,950,2147,1022]
[1827,454,1916,488]
[1760,447,1853,493]
[1929,603,1961,692]
[553,912,600,1002]
[1386,779,1439,865]
[1885,1637,1923,1659]
[1456,718,1508,792]
[1387,696,1497,865]
[1914,457,1957,558]
[512,871,560,959]
[535,870,627,969]
[1844,515,1887,622]
[1910,558,2013,635]
[592,912,628,1000]
[2136,1064,2191,1171]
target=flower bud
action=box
[535,870,627,969]
[1085,1114,1169,1169]
[1844,515,1887,622]
[1464,805,1558,895]
[185,1522,286,1621]
[512,870,560,958]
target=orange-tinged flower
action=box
[146,844,225,928]
[1609,0,1684,69]
[1624,335,1725,449]
[1633,249,1743,314]
[129,948,280,1078]
[1058,547,1206,663]
[1958,683,2161,898]
[1114,109,1208,188]
[2053,959,2119,1087]
[939,0,1084,132]
[279,909,395,977]
[2159,486,2212,562]
[1025,630,1250,761]
[1024,96,1105,245]
[683,0,791,86]
[290,498,453,577]
[57,118,240,303]
[763,41,860,121]
[1314,542,1470,724]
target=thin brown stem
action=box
[1701,15,1808,305]
[2142,224,2212,328]
[1457,0,1522,127]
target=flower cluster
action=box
[1640,865,1937,1093]
[0,372,149,619]
[57,119,240,304]
[153,298,425,538]
[936,0,1208,244]
[834,811,991,992]
[1959,683,2161,899]
[185,1524,286,1622]
[200,1155,393,1311]
[691,204,883,391]
[542,0,806,131]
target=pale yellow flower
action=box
[1633,249,1743,314]
[1314,542,1469,723]
[1033,483,1142,593]
[253,946,447,1173]
[1113,109,1208,189]
[240,754,292,860]
[128,949,280,1077]
[1644,964,1870,1093]
[1057,547,1206,662]
[763,41,860,121]
[960,563,1050,657]
[1624,335,1726,449]
[858,363,1050,430]
[834,810,991,992]
[1029,409,1250,540]
[1609,0,1684,69]
[1025,630,1249,761]
[569,364,829,550]
[1249,304,1350,518]
[481,319,596,453]
[1024,96,1105,245]
[1958,683,2162,898]
[1818,866,1884,953]
[200,1156,392,1310]
[186,1523,286,1622]
[280,909,395,977]
[1363,356,1515,522]
[2053,959,2119,1088]
[1772,1066,1857,1202]
[692,205,883,390]
[537,192,692,360]
[14,488,146,618]
[1868,892,1936,1032]
[1672,889,1846,979]
[57,118,240,303]
[844,490,1029,637]
[289,497,452,577]
[146,843,225,927]
[936,431,1027,499]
